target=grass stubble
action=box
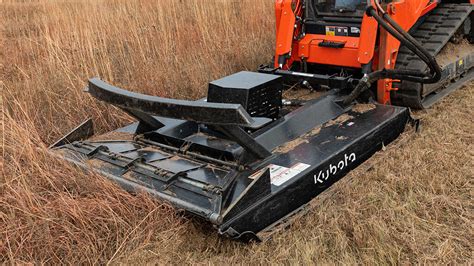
[1,0,473,264]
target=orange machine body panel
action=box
[294,35,361,68]
[273,0,459,104]
[289,7,379,69]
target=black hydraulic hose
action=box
[374,0,437,70]
[372,6,441,80]
[367,8,440,81]
[380,10,442,83]
[343,6,442,105]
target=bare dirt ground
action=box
[1,1,473,264]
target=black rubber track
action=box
[391,3,473,109]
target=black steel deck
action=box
[52,83,409,240]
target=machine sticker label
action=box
[335,27,349,36]
[314,153,356,185]
[350,27,360,34]
[326,26,350,36]
[325,26,336,36]
[270,163,310,186]
[249,163,310,186]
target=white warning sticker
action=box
[270,163,311,186]
[350,27,360,34]
[249,163,311,186]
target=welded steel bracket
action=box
[87,78,268,127]
[49,118,94,148]
[217,125,272,159]
[121,108,165,134]
[86,78,273,159]
[258,66,359,90]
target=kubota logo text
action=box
[314,153,356,184]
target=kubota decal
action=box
[314,153,356,184]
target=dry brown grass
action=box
[1,0,473,264]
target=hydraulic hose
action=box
[373,5,442,80]
[343,5,442,105]
[378,8,442,83]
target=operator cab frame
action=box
[304,0,368,36]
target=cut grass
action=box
[1,0,473,264]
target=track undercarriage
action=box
[392,3,473,108]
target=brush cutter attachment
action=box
[52,71,410,240]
